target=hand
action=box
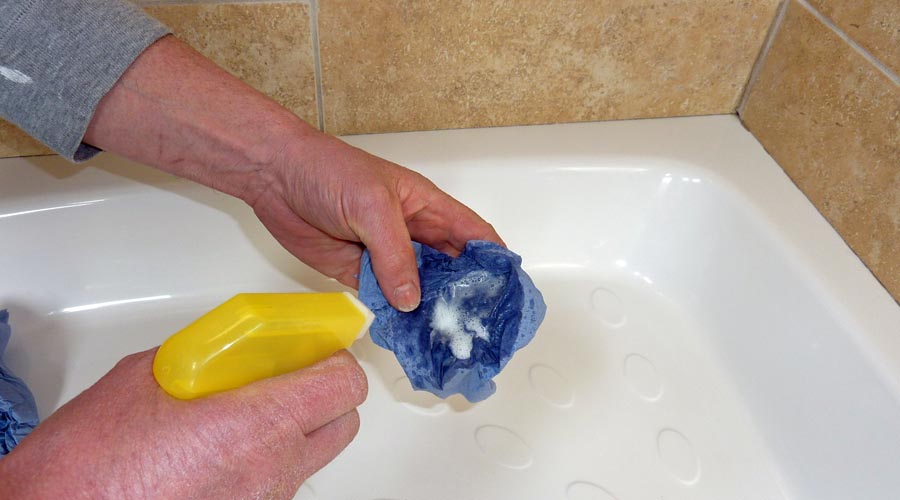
[84,36,503,312]
[248,132,503,312]
[0,349,367,499]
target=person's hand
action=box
[83,36,503,313]
[247,132,503,312]
[0,349,367,499]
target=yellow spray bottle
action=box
[153,292,374,399]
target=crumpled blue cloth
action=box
[0,310,39,456]
[359,241,546,402]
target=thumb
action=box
[354,196,421,312]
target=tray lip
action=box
[338,115,900,394]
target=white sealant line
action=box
[736,0,789,116]
[309,0,326,131]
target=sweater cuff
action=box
[0,0,170,162]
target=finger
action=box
[294,410,361,482]
[354,192,421,312]
[407,195,505,256]
[217,351,368,436]
[442,200,505,250]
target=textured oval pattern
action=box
[566,481,619,500]
[624,353,663,401]
[529,364,575,407]
[590,288,626,327]
[658,428,701,484]
[392,376,448,416]
[295,484,316,500]
[475,425,534,469]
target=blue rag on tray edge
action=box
[0,310,39,456]
[358,241,546,402]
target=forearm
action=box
[83,35,317,202]
[81,29,498,312]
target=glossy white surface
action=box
[2,115,899,499]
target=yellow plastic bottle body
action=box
[153,292,374,399]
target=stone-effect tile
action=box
[807,0,900,76]
[0,120,52,158]
[742,2,900,301]
[146,3,318,127]
[319,0,780,135]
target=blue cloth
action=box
[359,241,546,402]
[0,310,39,456]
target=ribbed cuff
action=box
[0,0,170,162]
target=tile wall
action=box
[740,0,900,301]
[318,0,780,135]
[145,3,319,126]
[0,0,780,154]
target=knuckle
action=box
[346,359,369,404]
[332,351,369,404]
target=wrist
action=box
[83,35,321,205]
[236,113,327,206]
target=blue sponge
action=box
[358,241,546,402]
[1,310,39,455]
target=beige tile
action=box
[319,0,780,135]
[0,120,52,158]
[146,2,318,127]
[742,2,900,302]
[807,0,900,76]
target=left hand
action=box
[248,131,503,312]
[83,36,503,312]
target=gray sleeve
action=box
[0,0,170,162]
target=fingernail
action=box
[393,282,420,312]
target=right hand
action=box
[0,349,367,499]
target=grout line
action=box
[796,0,900,87]
[736,0,789,117]
[308,0,326,131]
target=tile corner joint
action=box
[308,0,326,132]
[736,0,790,118]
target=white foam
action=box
[450,271,504,300]
[429,271,504,359]
[466,317,490,341]
[430,297,474,359]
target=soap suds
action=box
[466,317,490,341]
[429,271,505,360]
